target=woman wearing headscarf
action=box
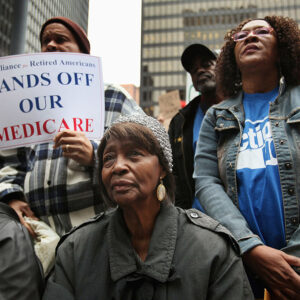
[194,16,300,299]
[0,17,143,237]
[43,114,253,300]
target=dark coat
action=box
[43,202,254,300]
[0,202,44,300]
[168,96,202,208]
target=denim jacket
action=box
[194,82,300,254]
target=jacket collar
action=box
[107,202,178,283]
[214,91,243,110]
[0,202,20,221]
[179,95,202,118]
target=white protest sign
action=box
[185,73,200,103]
[0,52,104,150]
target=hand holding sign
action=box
[53,130,94,166]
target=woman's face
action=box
[41,23,81,53]
[234,20,278,73]
[101,137,165,208]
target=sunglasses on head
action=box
[232,27,274,42]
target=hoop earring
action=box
[157,177,166,202]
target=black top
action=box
[168,96,202,208]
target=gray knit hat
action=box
[111,114,173,172]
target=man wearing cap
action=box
[0,17,144,237]
[168,44,221,209]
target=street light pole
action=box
[10,0,28,54]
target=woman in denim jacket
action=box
[194,16,300,299]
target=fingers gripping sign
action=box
[53,130,94,166]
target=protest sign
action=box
[0,52,104,150]
[158,90,181,130]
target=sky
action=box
[88,0,142,87]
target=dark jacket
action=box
[168,95,201,208]
[0,202,44,300]
[43,202,254,300]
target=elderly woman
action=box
[194,16,300,299]
[43,114,253,300]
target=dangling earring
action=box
[234,69,242,93]
[157,177,166,202]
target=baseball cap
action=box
[181,44,218,72]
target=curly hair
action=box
[217,16,300,98]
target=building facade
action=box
[140,0,300,115]
[0,0,15,56]
[121,84,140,105]
[0,0,89,56]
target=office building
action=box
[0,0,15,56]
[0,0,89,56]
[121,84,140,105]
[140,0,300,115]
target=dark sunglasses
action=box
[232,27,274,42]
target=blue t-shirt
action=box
[192,105,204,210]
[236,87,286,249]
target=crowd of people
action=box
[0,13,300,300]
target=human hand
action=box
[243,245,300,299]
[8,199,38,238]
[53,130,94,166]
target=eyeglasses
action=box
[232,27,274,42]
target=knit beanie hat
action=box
[39,16,90,54]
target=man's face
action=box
[189,57,216,94]
[41,23,81,53]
